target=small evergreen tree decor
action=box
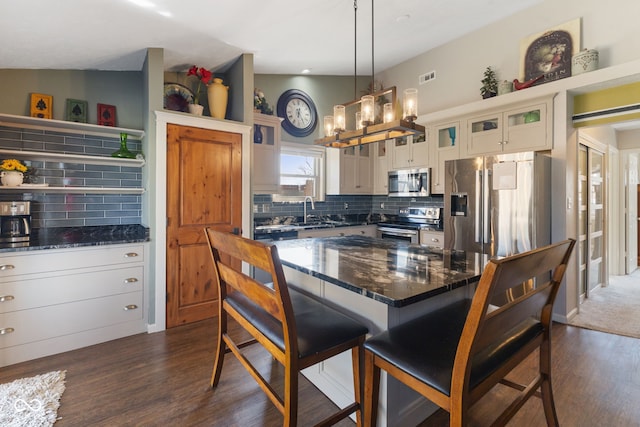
[480,66,498,99]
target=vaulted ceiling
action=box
[0,0,539,74]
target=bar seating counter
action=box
[273,236,488,427]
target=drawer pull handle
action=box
[124,278,139,284]
[431,238,439,242]
[0,264,15,271]
[0,327,15,335]
[123,304,139,311]
[124,252,139,258]
[0,295,15,302]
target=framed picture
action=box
[65,99,88,123]
[519,18,581,87]
[97,103,116,126]
[30,93,53,119]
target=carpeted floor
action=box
[569,269,640,339]
[0,370,66,427]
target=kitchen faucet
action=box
[303,196,315,224]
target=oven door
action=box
[376,226,419,244]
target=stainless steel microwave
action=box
[388,168,431,197]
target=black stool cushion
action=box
[364,299,543,395]
[227,287,368,359]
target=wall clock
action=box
[277,89,317,137]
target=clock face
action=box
[286,98,312,129]
[277,89,317,137]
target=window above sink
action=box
[272,142,326,202]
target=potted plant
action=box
[480,66,498,99]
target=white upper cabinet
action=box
[463,97,552,157]
[429,121,461,194]
[373,140,390,195]
[252,113,283,194]
[391,134,429,169]
[326,144,372,195]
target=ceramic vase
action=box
[188,103,204,116]
[572,49,599,75]
[498,80,513,96]
[208,78,229,119]
[254,124,263,144]
[1,171,24,186]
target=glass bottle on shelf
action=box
[112,132,136,158]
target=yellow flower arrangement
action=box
[0,159,28,173]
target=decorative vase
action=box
[572,49,599,75]
[1,171,24,187]
[188,103,204,116]
[498,80,513,96]
[254,124,263,144]
[112,133,136,159]
[207,78,229,119]
[524,111,541,123]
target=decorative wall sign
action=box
[65,99,88,123]
[30,93,53,119]
[519,18,581,87]
[97,103,116,126]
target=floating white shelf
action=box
[0,186,145,195]
[0,113,145,140]
[0,149,145,167]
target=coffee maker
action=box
[0,201,31,243]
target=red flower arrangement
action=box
[187,65,213,105]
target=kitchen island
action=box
[274,236,488,427]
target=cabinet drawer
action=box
[0,291,143,349]
[0,244,144,278]
[0,266,143,313]
[420,231,444,248]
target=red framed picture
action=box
[97,103,116,126]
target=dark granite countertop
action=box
[0,225,150,253]
[274,236,488,307]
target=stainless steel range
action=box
[376,206,443,245]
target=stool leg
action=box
[284,359,299,427]
[351,345,364,426]
[364,350,380,427]
[210,312,227,388]
[540,340,559,426]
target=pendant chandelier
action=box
[314,0,424,148]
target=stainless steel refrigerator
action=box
[443,151,551,257]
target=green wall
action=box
[0,69,144,129]
[254,74,372,145]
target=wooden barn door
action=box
[166,124,242,327]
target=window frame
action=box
[272,142,325,202]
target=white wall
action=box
[378,0,640,115]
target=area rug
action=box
[0,370,66,427]
[569,271,640,339]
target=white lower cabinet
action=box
[297,225,377,239]
[0,243,147,367]
[420,230,444,248]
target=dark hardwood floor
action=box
[1,320,639,426]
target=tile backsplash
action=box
[0,125,142,228]
[254,193,444,222]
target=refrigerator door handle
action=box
[475,170,482,243]
[484,168,491,244]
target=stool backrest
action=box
[453,239,575,391]
[205,229,297,358]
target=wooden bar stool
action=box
[205,228,369,427]
[363,239,575,426]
